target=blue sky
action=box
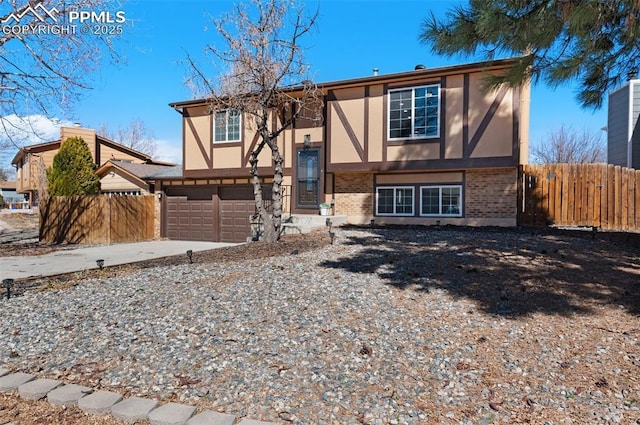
[26,0,610,164]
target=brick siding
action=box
[465,168,517,218]
[334,172,374,217]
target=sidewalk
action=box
[0,240,238,281]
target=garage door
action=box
[219,186,256,243]
[166,196,214,241]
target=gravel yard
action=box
[1,226,640,424]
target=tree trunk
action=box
[249,153,275,242]
[249,135,285,243]
[270,146,284,240]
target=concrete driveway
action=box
[0,240,239,281]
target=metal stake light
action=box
[3,278,14,300]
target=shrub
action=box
[47,136,100,196]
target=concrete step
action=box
[284,213,347,226]
[281,214,347,235]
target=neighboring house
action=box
[160,58,530,242]
[608,75,640,168]
[96,160,181,196]
[11,126,168,207]
[0,181,27,209]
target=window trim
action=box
[213,109,242,143]
[375,186,415,216]
[387,84,441,141]
[419,185,463,217]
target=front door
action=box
[296,148,320,208]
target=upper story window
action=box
[388,84,440,140]
[214,110,241,143]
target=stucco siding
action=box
[184,115,211,170]
[444,74,464,159]
[368,85,384,162]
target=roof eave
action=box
[168,57,523,110]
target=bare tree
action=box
[0,0,124,150]
[186,0,322,242]
[98,119,158,158]
[530,125,606,164]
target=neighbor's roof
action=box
[11,134,153,165]
[96,160,182,180]
[169,57,522,109]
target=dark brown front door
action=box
[296,148,320,208]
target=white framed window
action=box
[388,84,440,140]
[376,186,414,216]
[214,110,241,143]
[420,185,462,216]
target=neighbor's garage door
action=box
[219,186,256,243]
[166,196,214,241]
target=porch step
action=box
[281,214,347,235]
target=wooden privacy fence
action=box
[518,163,640,231]
[40,195,155,244]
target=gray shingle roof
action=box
[111,161,182,179]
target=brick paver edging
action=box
[0,366,275,425]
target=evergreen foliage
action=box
[420,0,640,108]
[47,136,100,196]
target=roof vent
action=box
[415,64,426,70]
[372,68,379,76]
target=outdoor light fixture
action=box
[96,259,105,269]
[303,134,311,150]
[325,218,332,228]
[186,250,193,264]
[3,278,14,300]
[329,231,336,245]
